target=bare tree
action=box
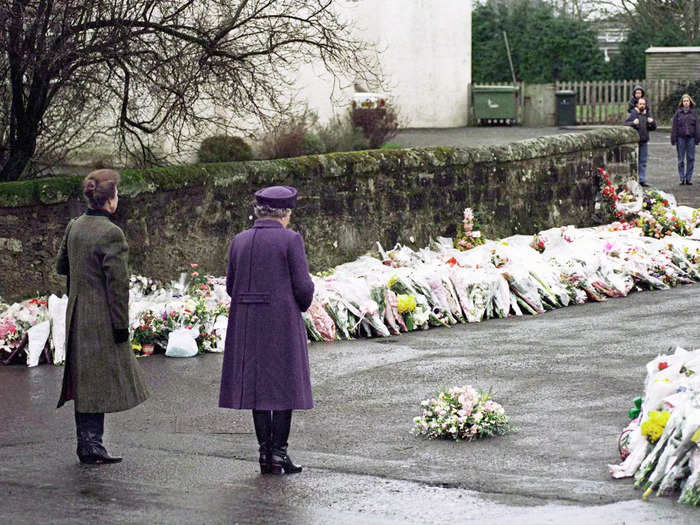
[598,0,700,41]
[0,0,381,181]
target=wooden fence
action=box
[554,79,686,124]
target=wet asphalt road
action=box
[1,284,699,524]
[2,126,699,524]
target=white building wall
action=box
[293,0,472,128]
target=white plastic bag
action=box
[47,294,68,364]
[165,327,199,357]
[26,320,50,367]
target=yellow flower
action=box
[641,411,670,443]
[396,294,417,314]
[387,274,399,289]
[131,342,142,351]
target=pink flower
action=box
[190,263,199,268]
[0,318,17,339]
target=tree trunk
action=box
[0,143,35,182]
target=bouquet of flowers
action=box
[598,168,625,222]
[186,263,213,296]
[131,310,165,353]
[413,385,513,441]
[455,208,485,251]
[609,347,700,507]
[0,316,22,353]
[129,275,162,297]
[0,298,48,354]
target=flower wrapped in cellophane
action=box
[413,385,513,441]
[0,298,48,354]
[609,346,700,507]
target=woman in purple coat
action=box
[219,186,315,475]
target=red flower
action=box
[537,240,545,248]
[662,201,669,206]
[658,361,669,371]
[446,257,458,267]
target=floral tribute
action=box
[3,173,700,364]
[597,168,699,239]
[0,298,47,354]
[598,168,625,222]
[412,386,513,441]
[609,347,700,507]
[455,208,485,251]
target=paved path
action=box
[394,126,700,209]
[1,284,699,524]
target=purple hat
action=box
[254,185,298,209]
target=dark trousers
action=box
[677,136,695,182]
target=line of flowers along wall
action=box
[0,127,639,301]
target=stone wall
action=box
[0,127,639,301]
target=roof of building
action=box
[646,47,700,54]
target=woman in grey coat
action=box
[56,169,149,464]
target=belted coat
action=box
[219,219,315,410]
[56,209,149,413]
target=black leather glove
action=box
[113,328,130,345]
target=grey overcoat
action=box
[56,210,149,412]
[219,219,315,410]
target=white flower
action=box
[409,236,415,243]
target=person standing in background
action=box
[625,98,657,188]
[670,94,700,185]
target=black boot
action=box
[75,411,122,464]
[270,410,302,475]
[252,410,273,474]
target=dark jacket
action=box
[56,209,149,412]
[219,219,315,410]
[628,85,650,113]
[671,108,700,145]
[625,108,657,143]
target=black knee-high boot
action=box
[252,410,273,474]
[270,410,302,475]
[75,411,122,464]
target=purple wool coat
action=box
[219,219,315,410]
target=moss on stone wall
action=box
[0,127,638,301]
